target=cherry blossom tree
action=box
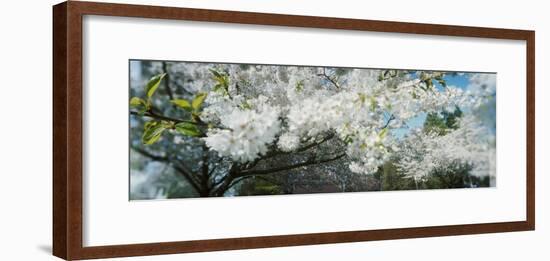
[129,61,496,199]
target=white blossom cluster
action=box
[277,133,300,152]
[396,115,495,179]
[283,90,392,174]
[346,128,394,174]
[182,62,496,178]
[203,104,280,163]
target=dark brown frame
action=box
[53,1,535,260]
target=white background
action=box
[84,15,525,246]
[0,0,548,260]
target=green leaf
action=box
[425,79,433,89]
[379,128,388,139]
[358,93,367,104]
[209,68,222,79]
[437,79,447,88]
[343,135,354,144]
[209,69,230,96]
[175,122,201,137]
[170,99,192,111]
[146,73,167,98]
[130,97,145,107]
[295,80,304,92]
[419,72,428,81]
[130,97,148,114]
[142,121,167,145]
[369,96,378,111]
[192,93,207,110]
[191,112,201,123]
[239,100,252,110]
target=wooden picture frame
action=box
[53,1,535,260]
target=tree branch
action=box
[226,175,250,190]
[296,133,335,153]
[212,164,239,196]
[317,68,340,89]
[132,146,169,162]
[232,175,285,190]
[211,174,226,189]
[208,165,218,176]
[262,132,335,160]
[238,153,346,178]
[130,110,196,125]
[172,165,202,194]
[161,62,175,101]
[382,114,395,129]
[200,144,210,196]
[131,147,202,194]
[131,110,230,133]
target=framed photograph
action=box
[53,1,535,260]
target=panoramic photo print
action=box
[129,60,496,200]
